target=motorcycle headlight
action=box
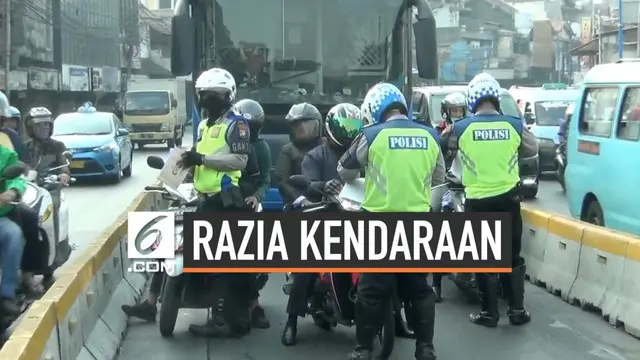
[94,143,117,153]
[160,123,172,131]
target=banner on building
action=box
[0,70,28,91]
[29,68,59,90]
[580,17,593,71]
[62,65,90,91]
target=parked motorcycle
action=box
[11,152,75,280]
[556,146,566,192]
[145,155,265,337]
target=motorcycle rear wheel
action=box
[373,304,395,359]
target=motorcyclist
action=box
[4,107,21,133]
[447,73,537,327]
[0,92,26,320]
[558,103,574,145]
[338,82,445,360]
[436,92,467,136]
[176,67,254,338]
[234,98,271,329]
[274,102,324,207]
[23,106,71,292]
[281,103,363,346]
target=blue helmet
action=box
[360,82,407,125]
[9,106,20,119]
[466,73,502,113]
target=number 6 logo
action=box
[128,212,176,259]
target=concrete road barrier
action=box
[0,191,158,360]
[521,205,640,339]
[3,193,640,359]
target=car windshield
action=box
[124,91,170,115]
[53,113,113,136]
[534,101,569,126]
[214,0,398,111]
[428,91,521,123]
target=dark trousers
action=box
[465,188,524,307]
[286,273,317,317]
[464,189,523,268]
[358,273,433,308]
[197,194,255,322]
[8,204,47,274]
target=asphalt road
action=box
[523,177,571,217]
[117,279,640,360]
[64,132,194,262]
[54,131,636,360]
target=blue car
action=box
[52,106,134,182]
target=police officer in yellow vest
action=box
[178,67,253,338]
[450,73,538,327]
[337,82,445,360]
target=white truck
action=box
[123,78,191,149]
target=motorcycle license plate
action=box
[70,161,84,169]
[174,206,197,220]
[522,177,537,186]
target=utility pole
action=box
[4,0,11,98]
[636,1,640,57]
[617,0,624,59]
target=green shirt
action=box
[0,146,26,216]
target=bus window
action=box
[616,87,640,141]
[578,87,619,137]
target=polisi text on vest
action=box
[472,129,510,141]
[388,136,429,149]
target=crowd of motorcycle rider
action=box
[0,95,72,331]
[112,66,538,360]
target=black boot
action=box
[394,297,414,338]
[506,264,531,326]
[348,302,381,360]
[469,274,499,328]
[251,305,270,329]
[281,314,298,346]
[410,293,437,360]
[121,301,157,322]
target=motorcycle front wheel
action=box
[374,304,395,359]
[159,275,184,337]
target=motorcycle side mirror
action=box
[62,151,73,163]
[2,164,27,179]
[524,112,535,125]
[147,156,166,169]
[288,175,310,189]
[412,0,438,80]
[170,0,195,76]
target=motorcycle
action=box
[556,146,566,192]
[283,175,395,357]
[145,155,265,337]
[11,152,74,280]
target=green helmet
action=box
[325,103,363,149]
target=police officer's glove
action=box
[181,150,204,168]
[323,179,343,196]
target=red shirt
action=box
[436,120,447,134]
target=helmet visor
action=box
[290,119,319,142]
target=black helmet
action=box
[285,102,322,123]
[440,92,467,124]
[285,102,322,145]
[234,99,264,139]
[325,103,363,149]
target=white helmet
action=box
[195,68,236,101]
